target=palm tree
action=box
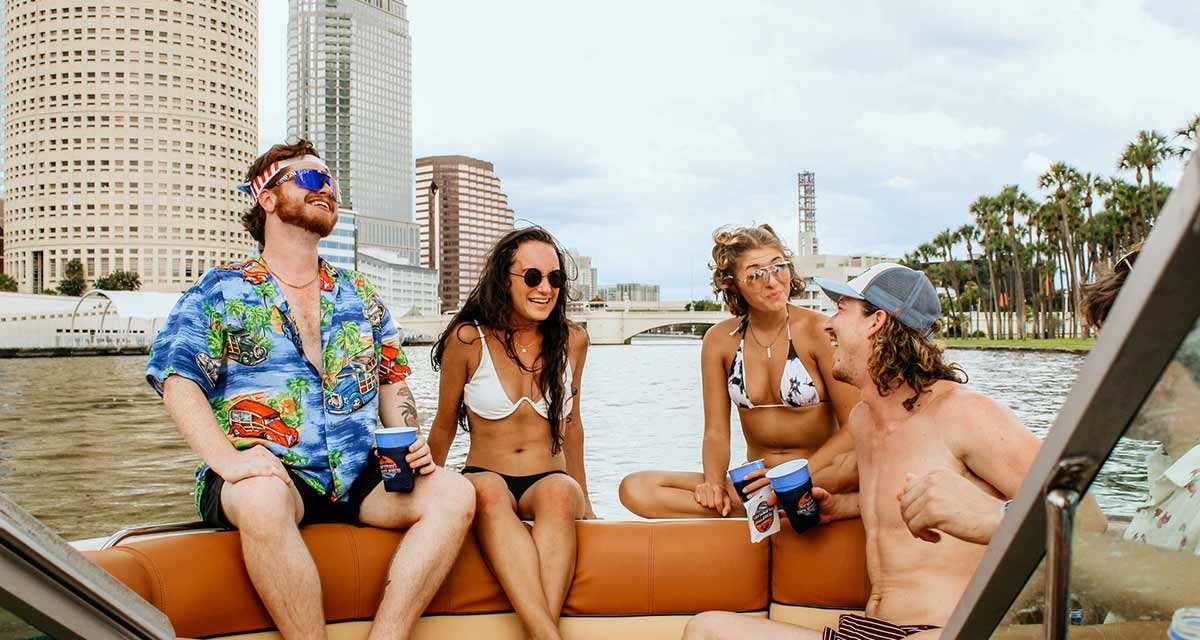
[1038,163,1083,337]
[997,185,1030,339]
[1175,113,1200,156]
[933,228,961,327]
[956,224,984,336]
[969,196,1002,338]
[1134,130,1174,219]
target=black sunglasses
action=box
[511,268,566,289]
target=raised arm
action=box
[697,324,737,516]
[562,325,596,518]
[428,324,472,466]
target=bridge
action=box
[394,309,730,345]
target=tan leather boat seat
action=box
[84,518,870,638]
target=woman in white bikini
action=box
[428,226,593,640]
[620,224,858,518]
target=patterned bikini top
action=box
[726,313,821,410]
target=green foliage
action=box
[0,273,16,292]
[685,299,722,311]
[93,271,142,291]
[58,259,86,297]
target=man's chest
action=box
[280,288,323,368]
[857,421,958,516]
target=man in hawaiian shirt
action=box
[147,139,476,639]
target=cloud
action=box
[1022,152,1052,176]
[258,0,1200,296]
[853,111,1007,153]
[883,176,915,190]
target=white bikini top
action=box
[463,323,574,421]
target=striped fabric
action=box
[821,614,939,640]
[237,154,328,200]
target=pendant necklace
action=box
[514,331,537,354]
[262,258,319,289]
[748,309,789,359]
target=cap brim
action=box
[812,276,865,303]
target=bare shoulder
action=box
[703,317,741,346]
[789,304,829,334]
[568,322,590,352]
[844,401,870,438]
[929,380,1024,431]
[444,322,482,355]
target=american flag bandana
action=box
[236,154,330,200]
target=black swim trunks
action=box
[822,614,940,639]
[461,466,567,503]
[197,456,383,529]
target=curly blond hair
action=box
[864,302,967,411]
[709,224,804,316]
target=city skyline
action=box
[256,1,1200,300]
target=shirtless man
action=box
[683,263,1041,639]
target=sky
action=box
[259,0,1200,300]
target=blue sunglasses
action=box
[272,168,339,201]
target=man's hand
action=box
[213,445,292,486]
[767,487,858,524]
[405,435,436,475]
[897,469,1003,544]
[738,467,770,498]
[694,480,733,516]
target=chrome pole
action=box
[1043,456,1096,640]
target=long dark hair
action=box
[432,226,576,454]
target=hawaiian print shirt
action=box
[146,256,412,515]
[1124,443,1200,554]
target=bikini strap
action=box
[728,316,749,337]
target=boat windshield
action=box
[944,153,1200,637]
[990,318,1200,638]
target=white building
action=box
[793,254,897,315]
[598,282,660,303]
[356,247,439,317]
[319,209,357,271]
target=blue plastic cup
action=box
[766,458,820,533]
[728,459,767,503]
[375,426,419,493]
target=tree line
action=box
[903,115,1198,340]
[0,258,142,295]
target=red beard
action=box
[274,192,337,237]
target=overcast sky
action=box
[260,0,1199,300]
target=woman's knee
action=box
[469,473,515,514]
[532,475,583,518]
[222,476,298,530]
[618,471,658,513]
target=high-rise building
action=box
[356,247,439,317]
[565,248,597,303]
[2,1,259,294]
[357,214,420,265]
[318,209,358,271]
[415,156,515,312]
[287,0,412,221]
[797,172,817,257]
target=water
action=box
[0,343,1146,541]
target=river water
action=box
[0,342,1148,541]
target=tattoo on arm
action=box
[395,382,420,428]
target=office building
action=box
[2,0,259,293]
[356,247,439,316]
[357,214,420,264]
[415,156,515,311]
[598,282,660,303]
[565,248,597,302]
[287,0,412,221]
[318,209,357,271]
[794,254,896,315]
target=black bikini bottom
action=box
[461,466,568,503]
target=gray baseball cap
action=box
[813,263,941,335]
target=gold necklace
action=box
[262,258,319,289]
[748,309,789,359]
[514,332,538,353]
